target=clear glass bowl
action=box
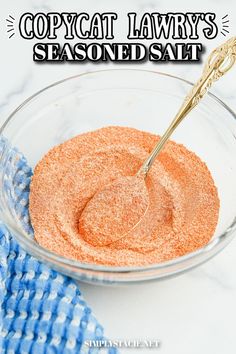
[1,69,236,285]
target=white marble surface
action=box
[1,1,236,353]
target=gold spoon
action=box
[79,37,236,247]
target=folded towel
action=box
[0,137,116,354]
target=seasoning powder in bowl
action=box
[29,126,219,266]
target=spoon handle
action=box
[138,37,236,177]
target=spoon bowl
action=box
[79,175,149,246]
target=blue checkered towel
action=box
[0,137,116,354]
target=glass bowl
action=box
[1,69,236,285]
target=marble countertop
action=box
[1,0,236,353]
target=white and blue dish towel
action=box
[0,137,117,354]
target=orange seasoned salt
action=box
[29,126,219,266]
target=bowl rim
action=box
[1,68,236,273]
